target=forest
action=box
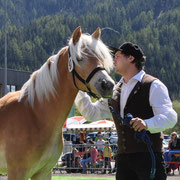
[0,0,180,99]
[0,0,180,132]
[0,0,180,94]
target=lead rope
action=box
[109,106,156,180]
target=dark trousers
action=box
[116,152,167,180]
[103,157,111,172]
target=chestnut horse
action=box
[0,26,114,180]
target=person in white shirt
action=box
[96,135,105,151]
[75,42,177,180]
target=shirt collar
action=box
[133,70,145,82]
[119,70,145,83]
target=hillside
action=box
[0,0,180,99]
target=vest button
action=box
[122,138,126,142]
[123,146,126,150]
[122,131,125,134]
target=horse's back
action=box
[0,91,20,126]
[0,91,21,110]
[0,91,21,174]
[0,91,35,150]
[0,91,25,130]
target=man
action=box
[95,132,106,141]
[80,140,98,174]
[75,42,177,180]
[96,134,105,151]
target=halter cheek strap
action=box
[72,66,105,85]
[68,47,105,98]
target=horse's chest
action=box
[0,145,7,174]
[30,136,61,176]
[42,140,60,162]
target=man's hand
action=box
[129,117,147,132]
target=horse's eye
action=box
[77,57,82,62]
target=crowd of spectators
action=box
[61,131,116,174]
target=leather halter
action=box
[68,48,105,98]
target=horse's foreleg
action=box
[31,171,51,180]
[8,169,28,180]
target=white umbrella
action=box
[62,116,87,132]
[90,120,114,126]
[67,120,116,132]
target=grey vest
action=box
[108,74,164,154]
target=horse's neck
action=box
[33,48,78,132]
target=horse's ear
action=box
[91,27,101,40]
[72,26,82,45]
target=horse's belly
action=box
[0,145,7,174]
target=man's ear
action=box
[129,55,135,62]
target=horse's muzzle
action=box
[99,79,115,98]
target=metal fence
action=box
[53,142,117,174]
[53,142,180,175]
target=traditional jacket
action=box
[108,74,164,154]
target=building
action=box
[0,68,31,97]
[0,68,75,117]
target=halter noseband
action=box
[68,47,105,98]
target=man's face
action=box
[171,134,177,140]
[113,51,130,75]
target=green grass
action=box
[52,176,115,180]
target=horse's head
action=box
[68,26,115,98]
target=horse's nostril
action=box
[101,79,114,91]
[101,79,107,90]
[99,79,114,98]
[109,81,114,90]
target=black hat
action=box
[109,42,144,60]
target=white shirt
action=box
[75,70,177,133]
[119,70,148,118]
[96,139,105,150]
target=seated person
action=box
[80,140,98,174]
[167,132,180,150]
[164,132,180,174]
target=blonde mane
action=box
[19,34,113,107]
[18,48,64,106]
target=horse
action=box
[0,26,115,180]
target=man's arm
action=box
[75,91,112,121]
[130,80,177,133]
[144,80,177,133]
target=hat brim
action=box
[108,46,121,55]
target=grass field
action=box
[52,176,115,180]
[51,173,180,180]
[51,174,180,180]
